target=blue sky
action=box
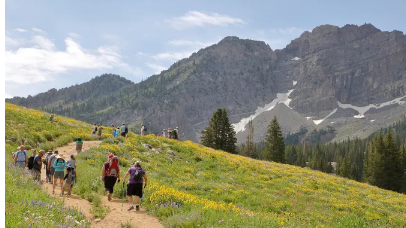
[5,0,406,98]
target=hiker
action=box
[115,127,120,137]
[32,150,44,182]
[62,164,76,196]
[67,154,77,169]
[123,161,147,211]
[168,128,172,139]
[173,127,179,140]
[141,124,146,136]
[27,149,37,170]
[76,138,83,153]
[52,154,66,195]
[162,129,166,138]
[49,114,54,123]
[45,150,53,183]
[121,123,128,137]
[48,150,59,184]
[98,125,103,138]
[12,147,20,160]
[102,154,120,201]
[92,123,97,135]
[112,125,116,137]
[14,145,27,168]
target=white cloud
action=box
[14,28,26,32]
[32,27,46,33]
[5,92,13,99]
[152,51,193,61]
[166,11,245,29]
[5,36,23,47]
[168,39,212,48]
[5,33,141,84]
[146,63,167,74]
[68,32,80,38]
[269,27,306,35]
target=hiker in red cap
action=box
[101,154,120,201]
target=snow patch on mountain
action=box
[313,109,337,125]
[293,80,297,86]
[292,57,301,61]
[232,89,294,133]
[337,95,406,118]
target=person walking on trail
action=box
[168,128,172,139]
[173,127,179,140]
[121,123,128,137]
[115,127,120,137]
[49,114,54,123]
[67,154,77,169]
[97,125,103,138]
[48,150,59,184]
[162,129,166,138]
[102,154,120,201]
[92,123,97,135]
[62,164,76,196]
[76,138,83,153]
[32,150,44,182]
[112,125,116,137]
[14,145,27,168]
[141,124,146,136]
[52,154,66,195]
[45,150,53,183]
[122,161,147,211]
[27,149,37,170]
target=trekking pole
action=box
[121,184,125,211]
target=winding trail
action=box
[40,141,163,228]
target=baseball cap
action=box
[108,154,114,159]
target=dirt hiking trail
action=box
[40,141,163,228]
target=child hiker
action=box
[62,163,76,196]
[122,161,147,211]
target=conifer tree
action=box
[201,108,237,153]
[243,120,255,158]
[382,130,403,191]
[263,117,285,163]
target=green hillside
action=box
[5,103,406,227]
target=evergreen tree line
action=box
[202,108,406,193]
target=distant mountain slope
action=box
[6,24,406,144]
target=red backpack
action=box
[105,156,119,177]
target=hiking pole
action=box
[121,184,125,211]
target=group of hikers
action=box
[13,143,148,211]
[12,146,77,196]
[101,154,147,211]
[161,127,181,140]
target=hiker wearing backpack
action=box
[102,154,120,201]
[45,150,53,183]
[98,125,103,138]
[162,129,166,138]
[115,127,120,137]
[122,161,147,211]
[48,151,59,184]
[173,127,179,140]
[121,123,127,137]
[141,124,146,136]
[52,154,66,194]
[32,150,44,182]
[49,114,54,123]
[92,123,97,135]
[62,164,76,196]
[14,145,27,168]
[76,138,83,153]
[168,128,172,139]
[27,149,37,170]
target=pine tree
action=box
[243,120,255,158]
[382,130,403,191]
[263,117,285,163]
[201,108,237,153]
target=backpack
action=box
[125,126,129,133]
[27,155,35,169]
[143,126,147,132]
[94,126,97,132]
[132,168,143,182]
[49,154,57,166]
[65,171,73,184]
[16,151,27,162]
[106,157,119,177]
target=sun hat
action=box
[67,163,73,168]
[108,154,114,159]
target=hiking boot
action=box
[136,205,140,211]
[127,206,134,211]
[107,194,112,201]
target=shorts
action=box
[54,171,64,179]
[63,182,73,190]
[121,132,126,137]
[104,176,117,194]
[50,167,55,176]
[16,162,25,168]
[127,183,143,197]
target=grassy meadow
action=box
[5,103,406,227]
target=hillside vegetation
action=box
[5,103,406,227]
